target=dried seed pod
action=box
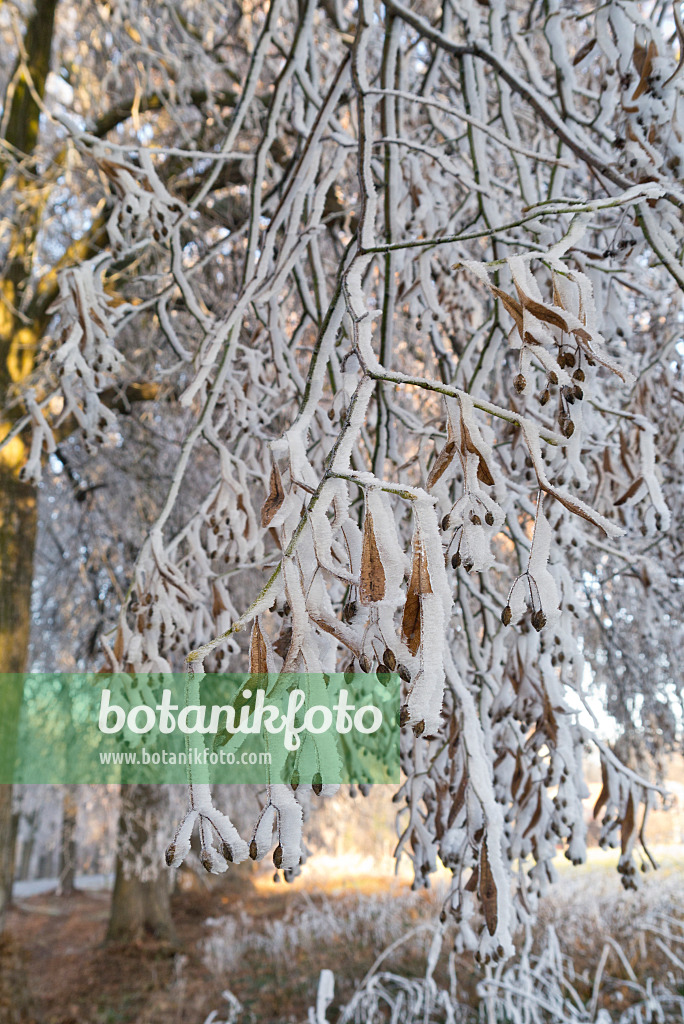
[513,373,526,394]
[398,664,412,683]
[383,648,397,671]
[470,513,482,526]
[400,705,411,727]
[222,842,233,863]
[273,844,283,869]
[463,558,474,573]
[165,843,176,867]
[290,768,300,791]
[343,600,357,624]
[548,371,558,385]
[376,664,391,684]
[501,605,512,626]
[359,653,371,673]
[562,420,575,438]
[485,511,494,526]
[312,772,323,795]
[540,388,551,406]
[573,368,585,382]
[572,385,583,401]
[441,514,451,531]
[531,609,547,631]
[249,839,258,860]
[200,848,213,872]
[413,719,425,737]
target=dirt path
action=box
[1,879,248,1024]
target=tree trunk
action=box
[0,473,38,931]
[57,786,78,896]
[0,791,15,931]
[0,0,58,937]
[106,785,174,943]
[17,810,37,881]
[0,0,59,186]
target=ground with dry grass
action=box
[0,849,682,1024]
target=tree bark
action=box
[106,785,175,944]
[0,791,15,931]
[0,0,59,185]
[56,785,78,896]
[0,474,38,931]
[17,810,37,881]
[0,476,38,674]
[0,0,58,936]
